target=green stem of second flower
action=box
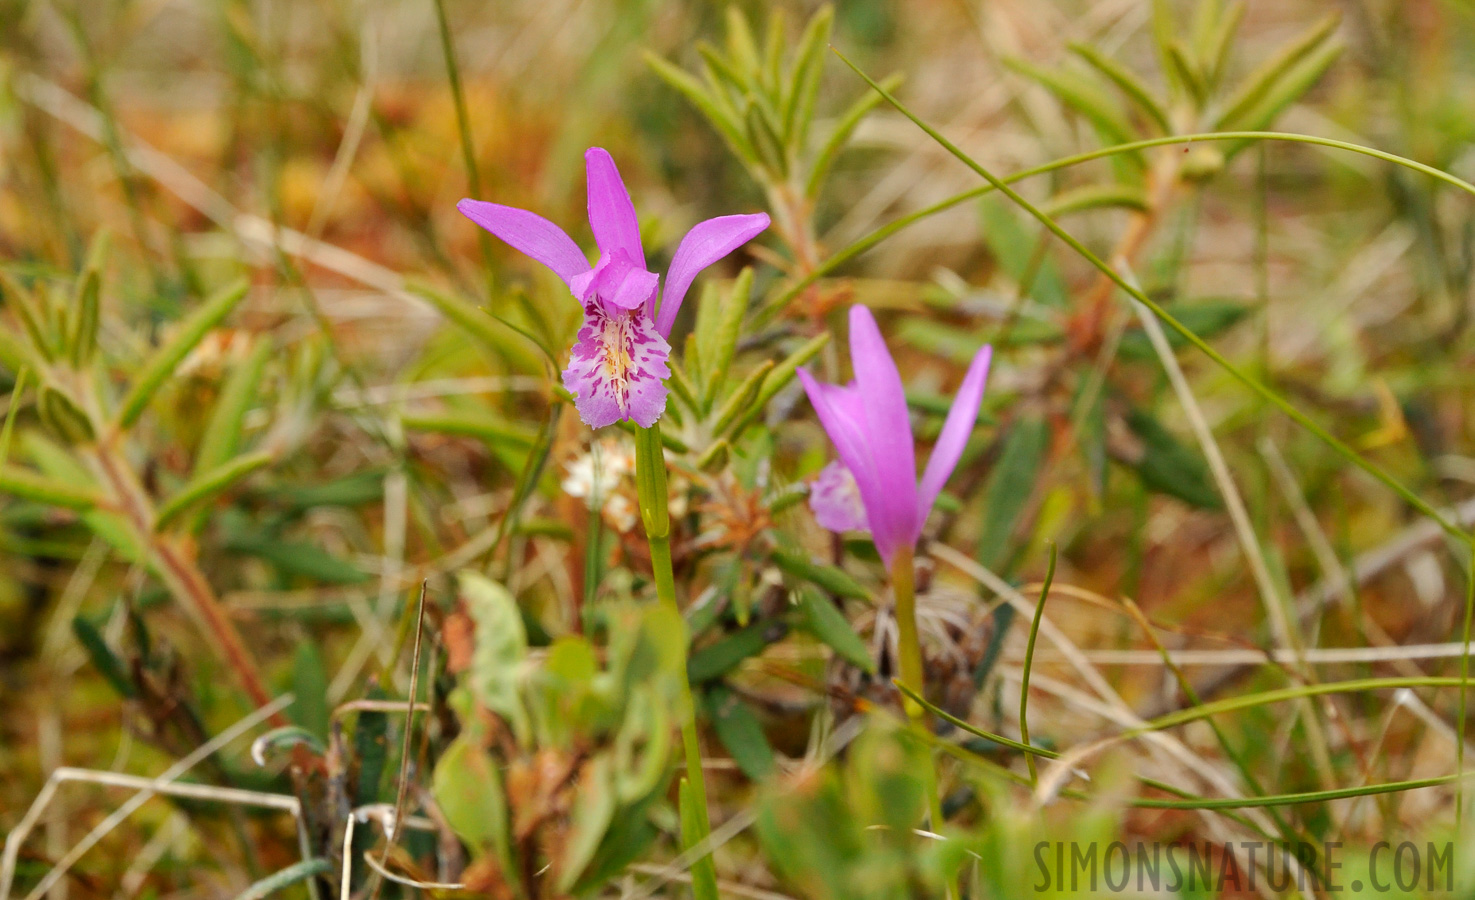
[635,422,717,898]
[891,547,946,838]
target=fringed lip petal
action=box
[585,148,647,270]
[846,306,919,565]
[456,199,591,291]
[561,301,671,429]
[916,343,992,524]
[655,213,771,336]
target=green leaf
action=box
[745,100,789,176]
[730,330,830,436]
[1118,299,1252,360]
[1,270,57,362]
[67,231,109,368]
[432,735,515,880]
[402,409,538,449]
[290,642,330,742]
[1166,40,1207,105]
[797,588,874,672]
[155,451,272,532]
[234,859,331,900]
[680,777,719,900]
[1212,14,1340,130]
[724,5,762,77]
[1199,0,1246,88]
[352,684,389,806]
[979,194,1069,306]
[408,281,557,369]
[708,684,776,779]
[116,278,250,428]
[806,73,903,199]
[72,615,135,698]
[1041,182,1149,218]
[771,547,868,599]
[646,51,758,168]
[688,619,781,684]
[977,416,1049,570]
[693,267,753,409]
[711,359,773,438]
[782,4,833,146]
[223,530,370,584]
[195,338,271,478]
[1068,43,1172,134]
[459,571,531,743]
[22,433,141,560]
[259,468,386,511]
[1125,407,1222,509]
[0,464,105,510]
[1004,57,1141,152]
[558,753,617,891]
[1218,41,1343,153]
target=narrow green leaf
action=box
[195,338,271,476]
[798,588,873,672]
[806,73,902,199]
[711,359,773,438]
[232,859,331,900]
[782,4,833,145]
[1150,0,1180,97]
[72,616,135,698]
[1219,40,1344,139]
[1118,299,1252,360]
[1041,182,1149,217]
[1166,40,1207,105]
[1212,14,1340,130]
[724,5,761,77]
[260,468,386,511]
[694,267,753,409]
[708,684,776,779]
[745,101,789,176]
[408,280,557,368]
[978,194,1069,306]
[760,8,786,95]
[68,271,99,368]
[117,278,250,428]
[1068,43,1172,134]
[402,409,538,449]
[0,463,105,510]
[1,270,56,362]
[223,530,370,584]
[0,326,33,373]
[730,330,830,436]
[352,684,389,805]
[688,619,781,684]
[1005,57,1141,151]
[156,451,271,531]
[771,547,868,599]
[1200,0,1247,87]
[290,642,330,742]
[977,416,1049,569]
[646,52,758,168]
[1125,407,1222,509]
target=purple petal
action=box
[457,199,590,291]
[917,344,992,524]
[575,252,658,311]
[561,302,671,429]
[798,370,899,561]
[810,460,870,534]
[655,213,770,336]
[585,148,646,270]
[846,306,919,563]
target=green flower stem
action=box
[891,547,949,857]
[635,422,717,900]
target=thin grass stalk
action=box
[1019,543,1056,786]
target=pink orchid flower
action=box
[799,305,993,567]
[457,148,770,429]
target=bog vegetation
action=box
[3,1,1475,897]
